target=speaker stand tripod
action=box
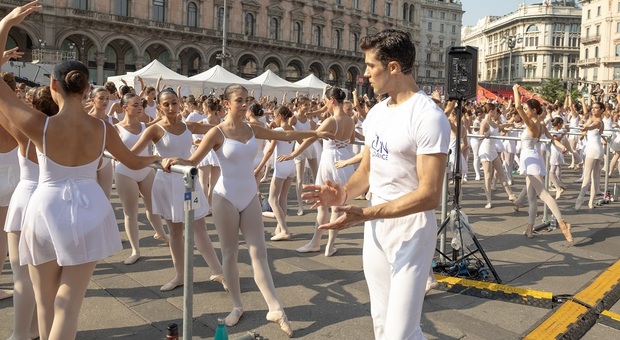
[434,98,502,284]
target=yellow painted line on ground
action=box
[523,301,588,340]
[573,261,620,307]
[601,310,620,321]
[435,274,553,300]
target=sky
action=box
[462,1,543,27]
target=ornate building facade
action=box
[461,1,581,86]
[578,0,620,85]
[1,0,462,92]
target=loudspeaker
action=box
[445,46,478,100]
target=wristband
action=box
[341,187,348,205]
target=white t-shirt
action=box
[363,91,450,202]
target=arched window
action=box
[351,32,359,53]
[313,25,322,46]
[334,29,341,49]
[245,13,255,36]
[615,44,620,57]
[526,25,539,32]
[585,48,589,59]
[269,17,279,40]
[403,3,408,21]
[409,4,414,22]
[595,46,599,58]
[187,2,197,27]
[293,22,302,43]
[152,0,165,22]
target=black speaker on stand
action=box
[435,46,502,283]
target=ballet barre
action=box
[104,151,198,339]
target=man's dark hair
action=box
[360,29,415,75]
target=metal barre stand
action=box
[104,152,198,339]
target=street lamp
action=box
[505,35,522,84]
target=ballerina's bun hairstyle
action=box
[53,60,90,95]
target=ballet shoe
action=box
[588,201,595,209]
[325,246,337,257]
[555,188,565,200]
[508,194,517,202]
[297,208,304,216]
[475,175,481,181]
[225,307,244,327]
[210,274,229,292]
[484,203,492,209]
[160,279,183,292]
[270,233,292,241]
[523,230,534,239]
[568,164,575,169]
[154,233,170,246]
[123,254,141,265]
[296,243,320,253]
[513,203,520,212]
[266,311,293,338]
[425,278,439,296]
[575,196,585,210]
[0,289,13,300]
[559,221,574,245]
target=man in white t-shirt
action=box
[302,29,450,339]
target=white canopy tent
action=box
[249,69,303,99]
[107,60,198,95]
[293,74,328,98]
[189,65,260,95]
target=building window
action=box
[353,0,360,9]
[333,29,341,49]
[452,25,456,33]
[440,12,445,19]
[428,22,432,30]
[114,0,130,16]
[385,2,392,17]
[187,2,197,27]
[597,6,601,16]
[439,40,443,47]
[526,25,539,32]
[403,2,408,21]
[617,22,620,33]
[616,44,620,56]
[586,27,590,37]
[614,67,620,80]
[217,7,224,31]
[595,46,599,58]
[596,25,600,36]
[152,0,165,22]
[269,17,279,39]
[427,38,432,46]
[585,48,589,59]
[570,23,579,32]
[593,67,598,81]
[426,70,431,78]
[451,40,456,46]
[452,13,457,21]
[313,25,322,46]
[370,0,376,13]
[245,13,255,36]
[293,22,303,43]
[439,53,444,62]
[438,70,443,78]
[426,53,431,62]
[351,33,359,52]
[74,0,88,10]
[409,4,414,22]
[428,10,433,18]
[587,9,590,19]
[440,24,444,33]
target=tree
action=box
[538,78,568,103]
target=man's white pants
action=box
[363,199,436,340]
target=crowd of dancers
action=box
[0,3,617,340]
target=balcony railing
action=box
[602,56,620,64]
[32,49,76,64]
[577,58,601,66]
[581,35,601,44]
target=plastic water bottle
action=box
[166,323,179,340]
[214,318,229,340]
[550,216,557,229]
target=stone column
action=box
[96,52,106,85]
[135,56,145,70]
